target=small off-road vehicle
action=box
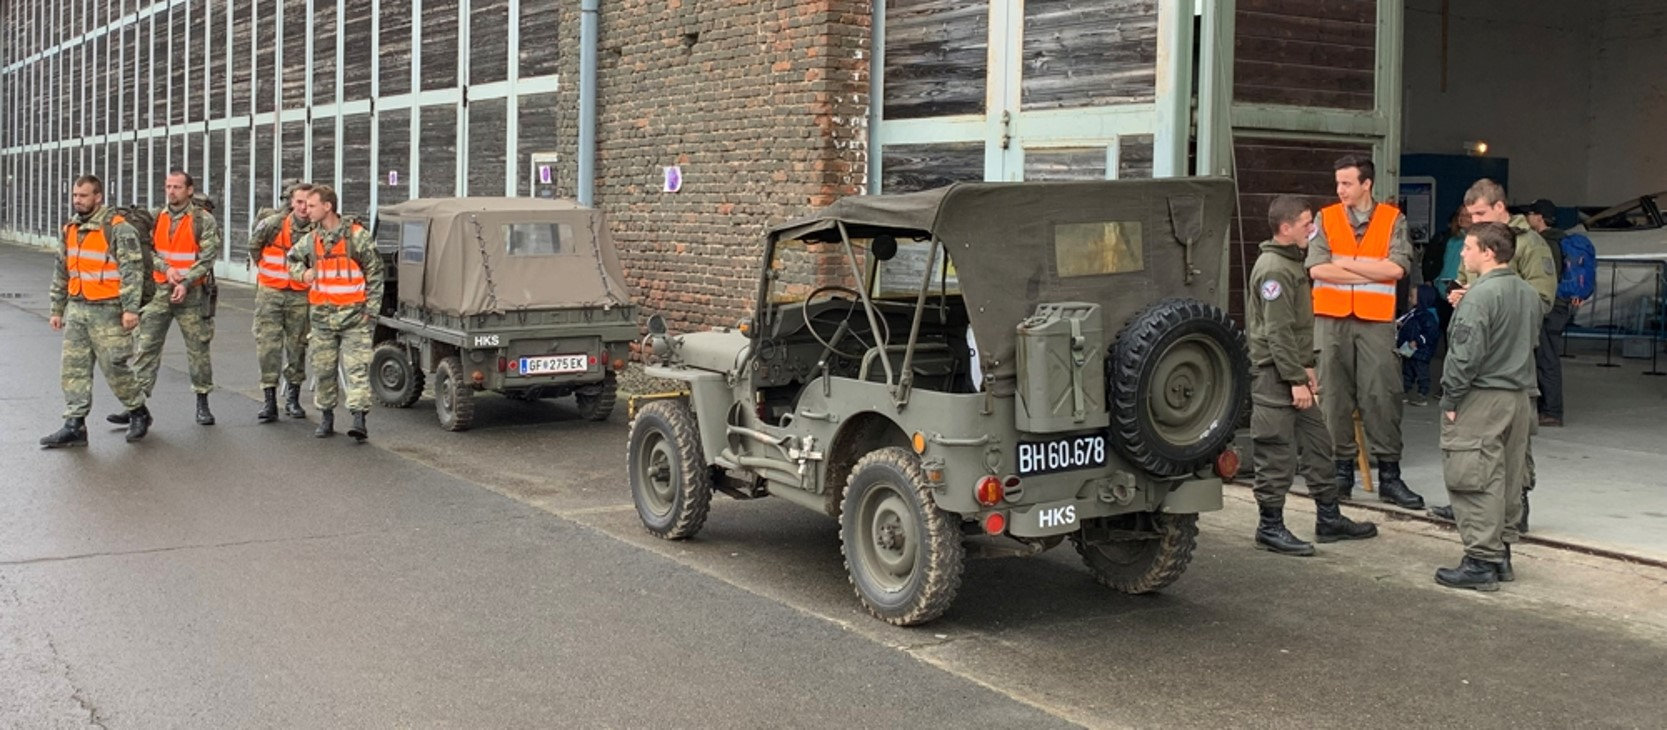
[628,179,1250,625]
[370,198,636,430]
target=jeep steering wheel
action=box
[802,285,889,361]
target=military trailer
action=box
[370,198,637,431]
[629,178,1250,625]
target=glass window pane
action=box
[399,221,426,263]
[1055,221,1144,277]
[503,222,571,256]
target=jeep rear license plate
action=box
[519,354,588,375]
[1017,434,1107,477]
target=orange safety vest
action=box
[64,214,126,302]
[1312,203,1399,322]
[256,216,310,291]
[308,224,368,307]
[152,209,202,285]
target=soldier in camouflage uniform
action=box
[287,185,383,443]
[250,181,315,422]
[42,175,152,448]
[120,170,222,426]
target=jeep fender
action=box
[642,364,733,466]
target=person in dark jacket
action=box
[1396,283,1442,406]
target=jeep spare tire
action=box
[1107,298,1250,477]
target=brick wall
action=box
[552,0,872,333]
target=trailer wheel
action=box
[435,356,476,431]
[371,342,423,408]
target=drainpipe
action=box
[578,0,599,206]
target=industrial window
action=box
[504,223,572,256]
[1054,221,1145,277]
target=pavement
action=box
[4,240,1667,728]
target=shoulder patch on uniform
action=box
[1451,323,1472,345]
[1543,258,1556,276]
[1260,280,1282,301]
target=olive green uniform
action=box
[250,212,314,389]
[1247,240,1335,508]
[287,220,384,413]
[1305,203,1415,461]
[1440,267,1540,562]
[50,206,149,418]
[132,202,221,396]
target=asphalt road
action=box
[3,242,1665,729]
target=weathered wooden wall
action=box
[467,99,507,196]
[421,0,459,91]
[883,0,987,120]
[1235,0,1376,110]
[1021,0,1158,109]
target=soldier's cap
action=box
[1526,198,1557,220]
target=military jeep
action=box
[628,178,1250,626]
[370,198,637,431]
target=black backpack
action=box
[107,206,158,301]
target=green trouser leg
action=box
[133,288,216,395]
[310,305,373,412]
[1442,389,1529,562]
[254,287,310,388]
[1317,317,1404,461]
[61,301,145,419]
[1251,368,1337,508]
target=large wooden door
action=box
[873,0,1190,191]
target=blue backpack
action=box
[1557,233,1597,301]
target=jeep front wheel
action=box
[1071,512,1199,594]
[628,400,712,540]
[1108,298,1250,476]
[434,356,476,431]
[840,448,964,626]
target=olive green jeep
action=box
[628,179,1250,625]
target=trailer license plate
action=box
[520,354,588,375]
[1017,434,1107,477]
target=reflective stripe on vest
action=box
[152,210,201,285]
[1312,203,1399,322]
[64,215,125,302]
[256,216,310,291]
[308,224,368,306]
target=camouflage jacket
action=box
[51,205,147,316]
[250,210,314,261]
[287,217,384,309]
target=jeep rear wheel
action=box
[628,400,711,539]
[1108,298,1250,476]
[840,448,964,626]
[435,356,476,432]
[371,342,423,408]
[1072,512,1198,594]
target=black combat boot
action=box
[1518,492,1530,534]
[1376,460,1424,510]
[106,410,131,425]
[257,387,279,423]
[1314,498,1379,542]
[1429,505,1455,521]
[314,409,335,438]
[283,382,307,419]
[1335,460,1356,501]
[195,393,216,426]
[1496,544,1515,582]
[1254,506,1315,556]
[125,405,152,442]
[40,418,89,448]
[1435,555,1500,591]
[347,410,368,443]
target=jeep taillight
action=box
[1215,448,1241,480]
[975,476,1002,506]
[982,512,1006,535]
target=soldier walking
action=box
[1305,155,1424,509]
[41,175,152,447]
[250,181,315,422]
[118,170,221,426]
[287,185,382,442]
[1433,179,1556,532]
[1434,221,1540,591]
[1247,195,1378,555]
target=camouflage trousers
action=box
[253,286,310,388]
[60,300,146,419]
[309,304,374,412]
[132,286,215,395]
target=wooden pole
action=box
[1353,410,1374,493]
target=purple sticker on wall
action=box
[663,166,682,193]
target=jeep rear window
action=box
[1054,221,1144,277]
[400,221,427,264]
[504,223,573,256]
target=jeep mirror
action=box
[872,234,898,262]
[647,313,667,335]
